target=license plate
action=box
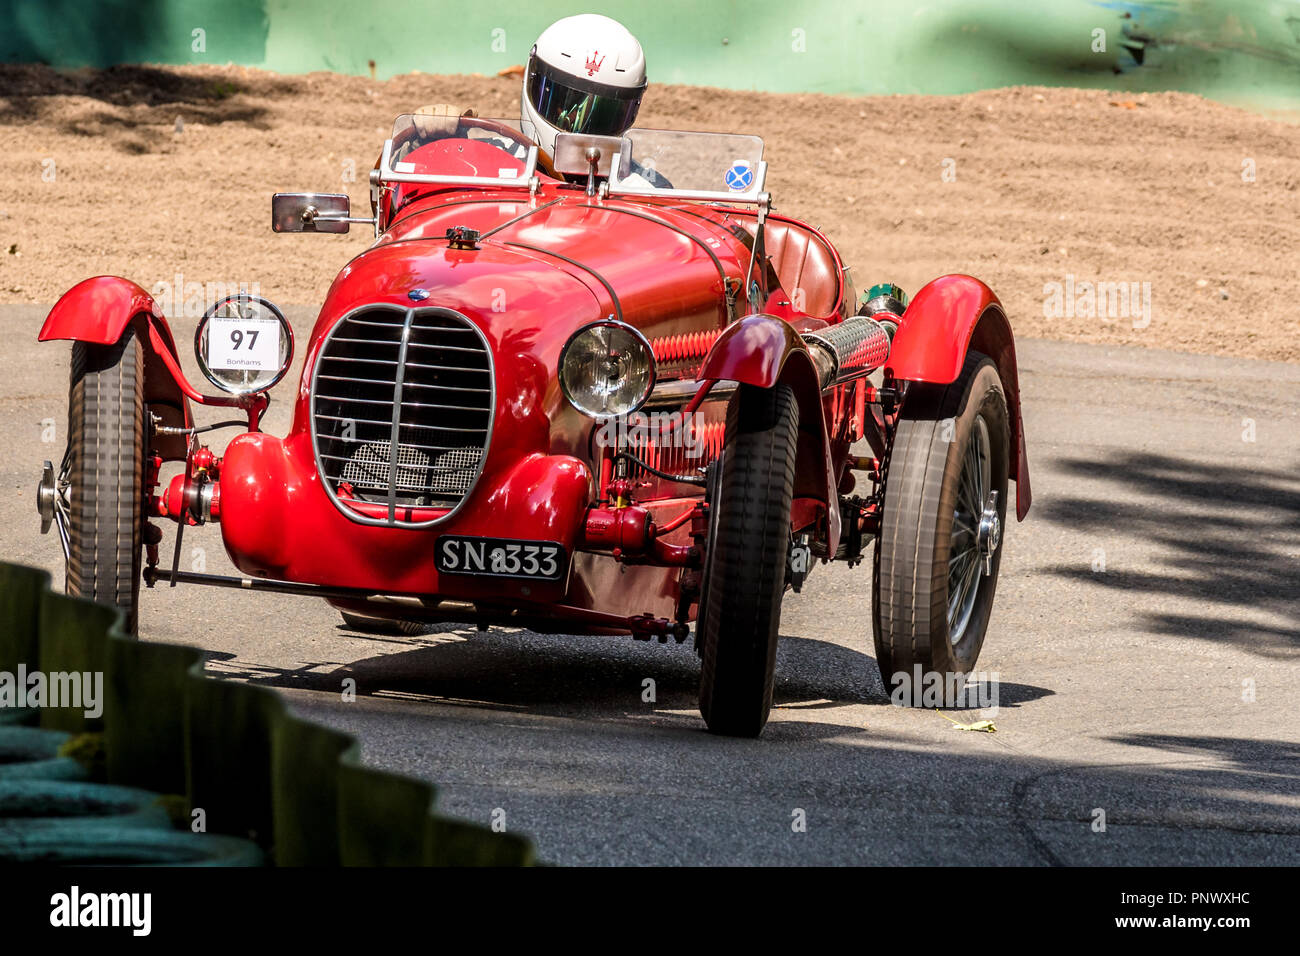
[435,535,567,580]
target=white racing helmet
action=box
[521,14,647,162]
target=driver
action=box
[403,13,669,187]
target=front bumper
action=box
[217,431,593,602]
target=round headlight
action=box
[195,295,294,395]
[559,319,656,419]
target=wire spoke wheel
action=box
[872,353,1010,701]
[947,415,990,645]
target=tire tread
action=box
[699,384,799,736]
[66,330,145,634]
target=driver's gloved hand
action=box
[412,104,479,140]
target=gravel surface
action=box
[2,63,1298,359]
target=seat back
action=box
[752,219,843,317]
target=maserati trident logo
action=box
[585,51,604,76]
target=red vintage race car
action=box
[36,115,1030,736]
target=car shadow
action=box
[208,620,1053,734]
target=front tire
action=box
[698,384,799,737]
[66,329,147,635]
[873,353,1010,702]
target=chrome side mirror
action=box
[272,192,366,234]
[553,133,626,195]
[552,134,623,178]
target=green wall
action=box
[1,0,270,68]
[3,0,1299,111]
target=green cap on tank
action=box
[861,282,908,317]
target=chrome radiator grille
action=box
[310,305,494,526]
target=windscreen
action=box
[609,128,765,198]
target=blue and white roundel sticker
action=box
[725,160,754,192]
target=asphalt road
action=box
[3,303,1298,865]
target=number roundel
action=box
[194,295,294,395]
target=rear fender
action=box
[40,276,193,459]
[886,274,1031,520]
[697,314,842,552]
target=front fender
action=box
[40,276,193,452]
[40,275,170,346]
[697,314,842,552]
[887,274,1031,520]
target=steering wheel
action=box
[457,116,536,152]
[392,114,555,177]
[462,117,558,177]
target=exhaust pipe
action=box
[802,282,908,390]
[802,314,893,390]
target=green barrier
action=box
[0,779,173,830]
[2,1,1298,112]
[271,712,354,866]
[0,561,536,866]
[0,564,43,727]
[0,564,46,674]
[338,760,437,866]
[427,815,536,867]
[185,667,284,851]
[37,591,116,734]
[104,634,203,795]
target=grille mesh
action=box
[311,307,492,523]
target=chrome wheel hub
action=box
[947,415,992,645]
[36,460,56,533]
[976,490,1001,576]
[36,450,72,560]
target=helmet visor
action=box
[526,55,643,138]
